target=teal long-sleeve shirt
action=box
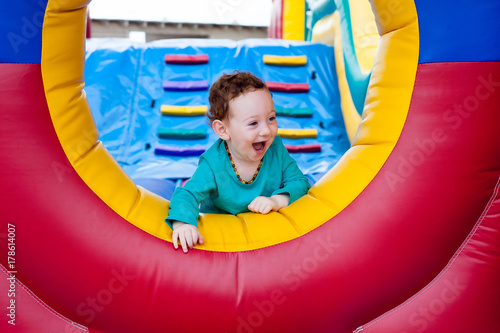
[165,136,311,228]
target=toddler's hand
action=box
[172,221,204,253]
[248,196,280,214]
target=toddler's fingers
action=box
[248,199,261,212]
[248,200,255,211]
[250,206,261,214]
[186,232,194,249]
[249,201,262,214]
[258,201,270,214]
[172,231,179,250]
[258,204,268,214]
[179,235,188,253]
[249,196,261,206]
[261,204,272,214]
[198,231,204,244]
[191,229,200,247]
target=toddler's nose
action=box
[259,124,271,136]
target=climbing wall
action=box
[85,38,350,197]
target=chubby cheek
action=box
[238,135,255,152]
[271,125,278,137]
[267,126,278,143]
[245,131,259,144]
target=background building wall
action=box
[90,19,268,41]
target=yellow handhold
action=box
[263,55,308,66]
[278,129,318,139]
[161,105,208,116]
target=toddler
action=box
[166,71,311,252]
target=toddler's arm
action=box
[248,193,290,214]
[172,221,204,253]
[271,137,311,204]
[166,156,216,253]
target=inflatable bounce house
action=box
[1,0,500,332]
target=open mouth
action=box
[252,141,266,153]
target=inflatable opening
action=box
[83,37,354,250]
[41,0,418,252]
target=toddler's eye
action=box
[269,116,276,122]
[249,121,258,126]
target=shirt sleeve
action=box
[271,140,311,204]
[165,157,217,229]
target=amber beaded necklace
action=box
[225,141,263,184]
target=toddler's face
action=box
[224,89,277,163]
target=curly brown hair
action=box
[207,71,270,124]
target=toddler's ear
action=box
[212,120,230,140]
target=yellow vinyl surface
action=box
[282,0,306,40]
[349,0,380,75]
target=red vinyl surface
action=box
[357,178,500,332]
[0,266,87,333]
